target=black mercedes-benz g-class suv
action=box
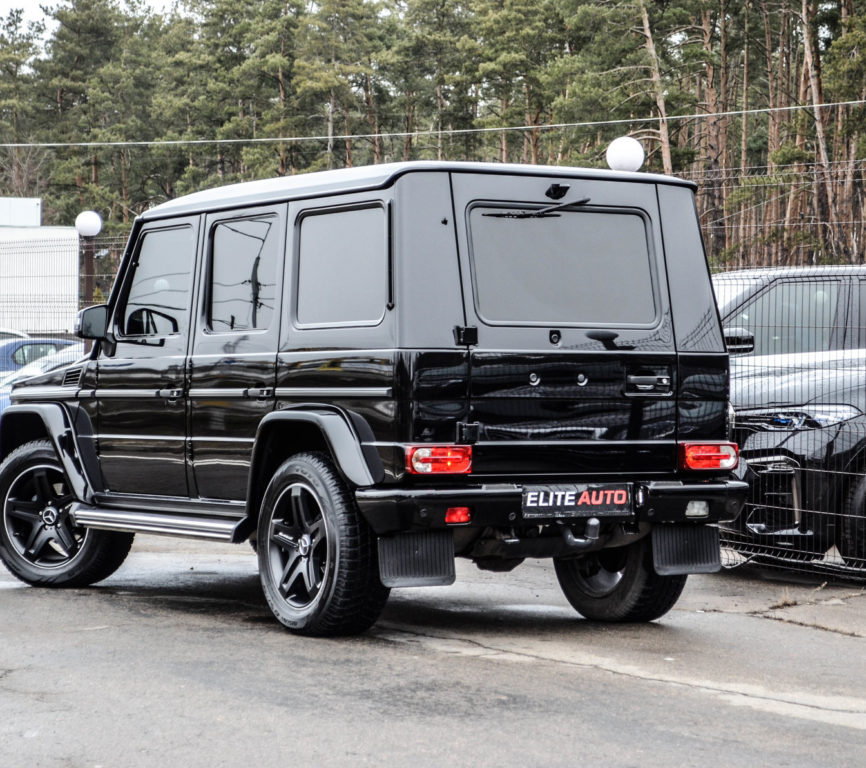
[0,161,746,635]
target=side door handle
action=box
[157,388,184,403]
[244,387,274,400]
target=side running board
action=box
[70,503,239,541]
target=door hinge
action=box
[453,326,478,346]
[457,421,481,443]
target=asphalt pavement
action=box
[1,536,865,767]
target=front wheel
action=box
[839,475,866,567]
[257,452,390,636]
[554,537,687,622]
[0,440,134,587]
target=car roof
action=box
[713,265,866,280]
[142,161,696,220]
[0,337,73,350]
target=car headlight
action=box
[738,404,861,430]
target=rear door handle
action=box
[625,374,672,396]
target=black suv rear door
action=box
[450,172,677,477]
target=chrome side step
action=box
[70,503,238,541]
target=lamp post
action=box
[75,210,103,307]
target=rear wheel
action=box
[554,537,687,622]
[0,440,134,586]
[257,452,390,635]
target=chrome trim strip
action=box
[11,387,76,400]
[189,388,249,398]
[275,387,392,398]
[92,389,164,398]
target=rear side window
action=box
[296,205,387,327]
[209,215,278,332]
[468,206,655,326]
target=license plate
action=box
[522,483,633,519]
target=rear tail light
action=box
[406,445,472,474]
[679,442,739,471]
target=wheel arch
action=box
[238,408,384,542]
[0,404,95,503]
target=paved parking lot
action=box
[1,536,865,767]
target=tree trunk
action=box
[802,0,840,259]
[639,0,673,175]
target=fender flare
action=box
[251,408,384,489]
[0,403,95,503]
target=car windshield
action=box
[468,206,655,325]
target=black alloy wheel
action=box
[0,440,134,586]
[267,480,329,610]
[5,461,83,569]
[257,452,389,635]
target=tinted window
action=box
[296,206,387,326]
[468,206,655,325]
[209,216,278,332]
[122,226,195,337]
[728,279,841,355]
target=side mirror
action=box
[723,326,755,355]
[75,305,109,340]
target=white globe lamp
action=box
[606,136,645,172]
[75,210,103,238]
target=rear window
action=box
[468,205,656,326]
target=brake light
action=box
[406,445,472,474]
[679,442,739,471]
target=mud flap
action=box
[378,530,456,587]
[652,524,721,575]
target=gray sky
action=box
[0,1,176,31]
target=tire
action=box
[839,475,866,567]
[0,440,134,587]
[257,452,390,636]
[554,537,687,622]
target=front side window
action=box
[121,226,195,337]
[728,279,841,356]
[209,216,278,332]
[296,205,387,327]
[468,205,656,326]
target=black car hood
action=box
[730,352,866,410]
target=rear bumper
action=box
[355,478,748,535]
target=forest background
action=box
[1,0,865,270]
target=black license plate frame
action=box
[522,483,633,519]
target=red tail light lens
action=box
[445,507,472,524]
[679,442,739,471]
[406,445,472,474]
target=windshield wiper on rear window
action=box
[482,197,591,219]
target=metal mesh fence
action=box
[713,264,866,581]
[0,230,127,336]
